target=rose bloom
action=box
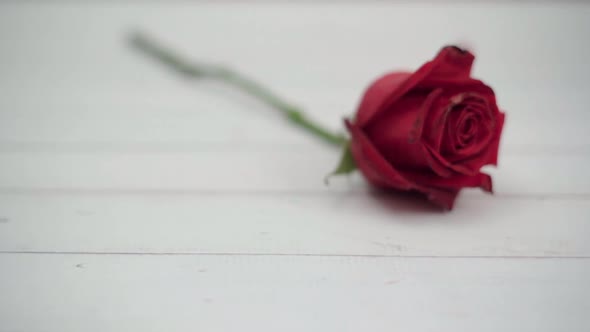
[346,46,505,209]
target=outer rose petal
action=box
[418,78,495,94]
[355,72,412,128]
[365,89,442,171]
[346,120,413,190]
[404,170,493,193]
[423,46,475,80]
[356,46,475,128]
[346,120,463,209]
[424,144,479,176]
[484,111,505,166]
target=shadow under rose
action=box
[365,187,448,215]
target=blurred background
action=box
[1,1,588,151]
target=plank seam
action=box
[1,251,588,259]
[0,188,588,200]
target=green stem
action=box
[129,32,347,147]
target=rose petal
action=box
[422,90,500,175]
[442,97,493,161]
[418,78,495,96]
[346,120,414,189]
[420,95,451,152]
[355,72,412,128]
[423,143,476,176]
[411,88,444,143]
[404,170,493,193]
[449,107,505,171]
[424,46,475,80]
[356,46,476,128]
[347,119,465,210]
[364,89,442,171]
[477,110,506,166]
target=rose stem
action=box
[129,32,347,147]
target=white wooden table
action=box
[0,2,589,331]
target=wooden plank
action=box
[0,193,588,256]
[0,254,588,332]
[0,150,587,195]
[0,88,587,149]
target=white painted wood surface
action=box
[0,2,589,332]
[1,255,589,332]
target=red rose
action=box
[346,46,505,209]
[132,35,505,210]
